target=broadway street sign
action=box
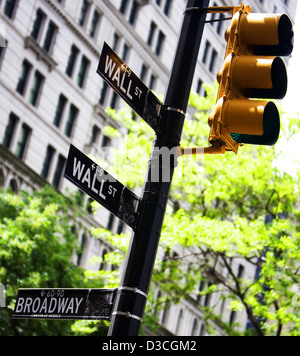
[64,145,140,230]
[12,289,116,321]
[97,42,162,132]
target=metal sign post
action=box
[107,0,209,336]
[12,0,209,336]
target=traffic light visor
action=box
[240,13,293,56]
[233,56,287,99]
[228,101,280,145]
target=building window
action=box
[43,21,58,54]
[41,145,55,179]
[237,264,245,279]
[112,32,120,51]
[164,0,172,16]
[30,9,58,55]
[204,282,213,307]
[110,92,118,109]
[202,40,211,64]
[122,42,130,60]
[156,0,172,17]
[16,59,32,96]
[175,309,183,335]
[66,45,79,78]
[229,310,237,325]
[196,79,203,95]
[117,221,124,235]
[147,21,157,46]
[86,197,94,214]
[120,0,140,25]
[3,112,19,150]
[107,213,115,231]
[9,179,18,193]
[209,49,218,73]
[0,39,7,69]
[191,318,199,336]
[90,125,100,144]
[200,323,205,336]
[54,94,67,128]
[149,74,156,90]
[77,233,87,266]
[101,133,111,148]
[31,8,46,42]
[217,14,224,35]
[15,123,31,160]
[140,64,148,82]
[155,30,165,56]
[147,22,165,57]
[128,1,139,26]
[99,249,108,271]
[78,0,90,27]
[4,0,18,20]
[64,104,79,138]
[89,125,112,149]
[28,70,44,107]
[99,82,108,106]
[52,154,66,189]
[209,3,217,25]
[161,302,171,326]
[77,55,90,88]
[89,10,101,38]
[0,169,4,187]
[119,0,128,14]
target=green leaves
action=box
[0,186,86,335]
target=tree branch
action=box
[220,254,265,336]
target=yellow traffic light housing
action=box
[196,3,293,155]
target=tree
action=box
[0,186,87,335]
[92,83,300,336]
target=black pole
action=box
[108,0,209,337]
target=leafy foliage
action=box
[0,186,86,335]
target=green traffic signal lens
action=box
[231,101,280,145]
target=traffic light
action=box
[207,3,293,154]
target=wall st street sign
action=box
[12,289,116,321]
[64,144,140,230]
[97,42,162,132]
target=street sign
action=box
[64,145,139,230]
[12,288,116,321]
[97,42,162,132]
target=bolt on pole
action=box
[108,0,210,337]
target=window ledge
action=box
[24,36,58,72]
[137,0,150,5]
